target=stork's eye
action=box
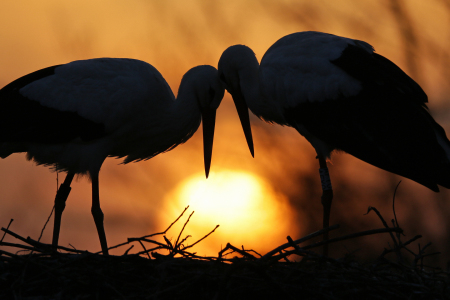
[209,87,215,99]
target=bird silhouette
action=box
[218,31,450,254]
[0,59,228,254]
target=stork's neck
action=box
[239,62,261,115]
[171,83,202,142]
[239,60,284,124]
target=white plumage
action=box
[218,31,450,254]
[0,58,225,254]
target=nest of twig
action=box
[0,206,449,299]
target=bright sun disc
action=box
[181,171,260,227]
[161,170,295,255]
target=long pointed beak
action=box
[202,108,216,178]
[231,92,254,157]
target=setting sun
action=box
[181,171,261,226]
[161,170,296,256]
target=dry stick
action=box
[1,228,85,254]
[146,245,216,261]
[183,225,219,251]
[138,238,168,248]
[392,181,402,229]
[36,172,60,245]
[135,246,166,256]
[301,227,402,251]
[177,235,192,249]
[0,241,36,252]
[0,248,17,258]
[138,240,151,259]
[137,205,190,240]
[391,182,405,254]
[286,236,302,253]
[1,227,28,244]
[123,245,134,255]
[402,235,422,248]
[174,211,194,250]
[164,236,174,249]
[413,242,435,268]
[1,219,13,242]
[261,224,339,260]
[240,246,262,258]
[25,236,85,254]
[381,235,422,258]
[279,250,290,262]
[38,206,55,243]
[275,248,334,264]
[269,227,402,263]
[366,206,403,262]
[218,243,257,260]
[0,219,14,258]
[101,206,191,254]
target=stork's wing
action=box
[0,66,106,144]
[284,44,450,191]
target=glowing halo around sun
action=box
[160,170,296,256]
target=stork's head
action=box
[181,65,225,178]
[218,45,256,158]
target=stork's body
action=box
[0,58,225,254]
[218,32,450,254]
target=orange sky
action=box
[1,0,450,261]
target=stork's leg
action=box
[52,171,75,251]
[318,155,333,256]
[91,173,109,255]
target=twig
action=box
[218,243,257,260]
[174,211,194,250]
[1,227,28,244]
[183,225,219,251]
[1,219,13,242]
[366,206,402,262]
[0,241,36,252]
[287,236,303,253]
[268,227,403,263]
[123,245,134,255]
[261,224,340,259]
[138,240,151,259]
[25,237,85,254]
[302,227,402,251]
[105,207,191,254]
[38,206,54,243]
[392,181,402,229]
[134,205,190,240]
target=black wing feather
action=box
[0,65,106,144]
[285,44,450,191]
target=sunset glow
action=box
[161,170,295,255]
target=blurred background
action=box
[1,0,450,266]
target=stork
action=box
[218,31,450,254]
[0,59,243,255]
